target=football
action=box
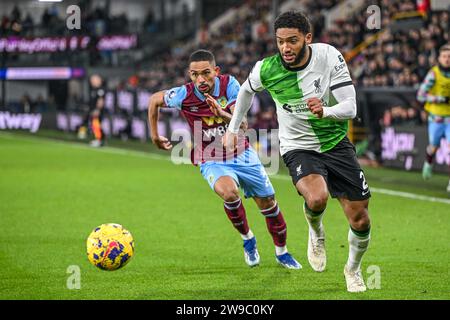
[86,223,135,271]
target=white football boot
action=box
[304,204,326,272]
[307,228,326,272]
[344,265,367,293]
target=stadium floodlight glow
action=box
[38,0,63,3]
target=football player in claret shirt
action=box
[225,11,372,292]
[148,49,301,269]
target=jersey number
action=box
[360,171,369,190]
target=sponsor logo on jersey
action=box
[202,116,225,126]
[282,100,329,114]
[189,106,199,112]
[334,63,346,72]
[203,124,228,139]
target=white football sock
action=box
[347,228,370,272]
[240,229,254,241]
[275,245,288,256]
[304,204,324,238]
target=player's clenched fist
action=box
[307,97,324,118]
[151,135,172,150]
[222,130,238,152]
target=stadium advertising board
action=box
[0,35,137,54]
[381,125,448,173]
[0,112,42,133]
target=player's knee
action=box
[217,187,240,202]
[256,196,276,210]
[349,207,371,231]
[351,215,371,231]
[306,194,328,212]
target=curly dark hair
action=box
[274,11,312,35]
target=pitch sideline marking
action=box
[1,132,449,205]
[270,174,450,205]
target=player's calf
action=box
[346,201,371,233]
[340,198,371,292]
[256,196,302,269]
[215,176,253,238]
[223,198,250,236]
[303,203,326,272]
[223,198,260,267]
[423,145,437,180]
[259,199,287,249]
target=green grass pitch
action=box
[0,132,449,300]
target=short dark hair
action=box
[440,44,450,53]
[274,11,312,35]
[189,49,216,65]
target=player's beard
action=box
[280,41,309,67]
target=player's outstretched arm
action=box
[148,90,172,150]
[223,80,255,151]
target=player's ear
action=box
[305,32,313,44]
[214,65,221,75]
[187,69,194,81]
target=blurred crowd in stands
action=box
[2,0,448,134]
[137,0,448,93]
[7,94,49,114]
[321,0,449,87]
[381,105,426,127]
[0,1,132,37]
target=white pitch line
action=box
[362,188,450,205]
[1,132,449,205]
[270,174,450,205]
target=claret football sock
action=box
[260,202,287,247]
[425,146,435,164]
[223,198,250,236]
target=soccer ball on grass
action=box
[86,223,135,271]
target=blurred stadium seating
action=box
[0,0,448,171]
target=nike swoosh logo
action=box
[362,190,370,196]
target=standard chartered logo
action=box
[282,100,329,114]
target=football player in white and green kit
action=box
[224,11,372,293]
